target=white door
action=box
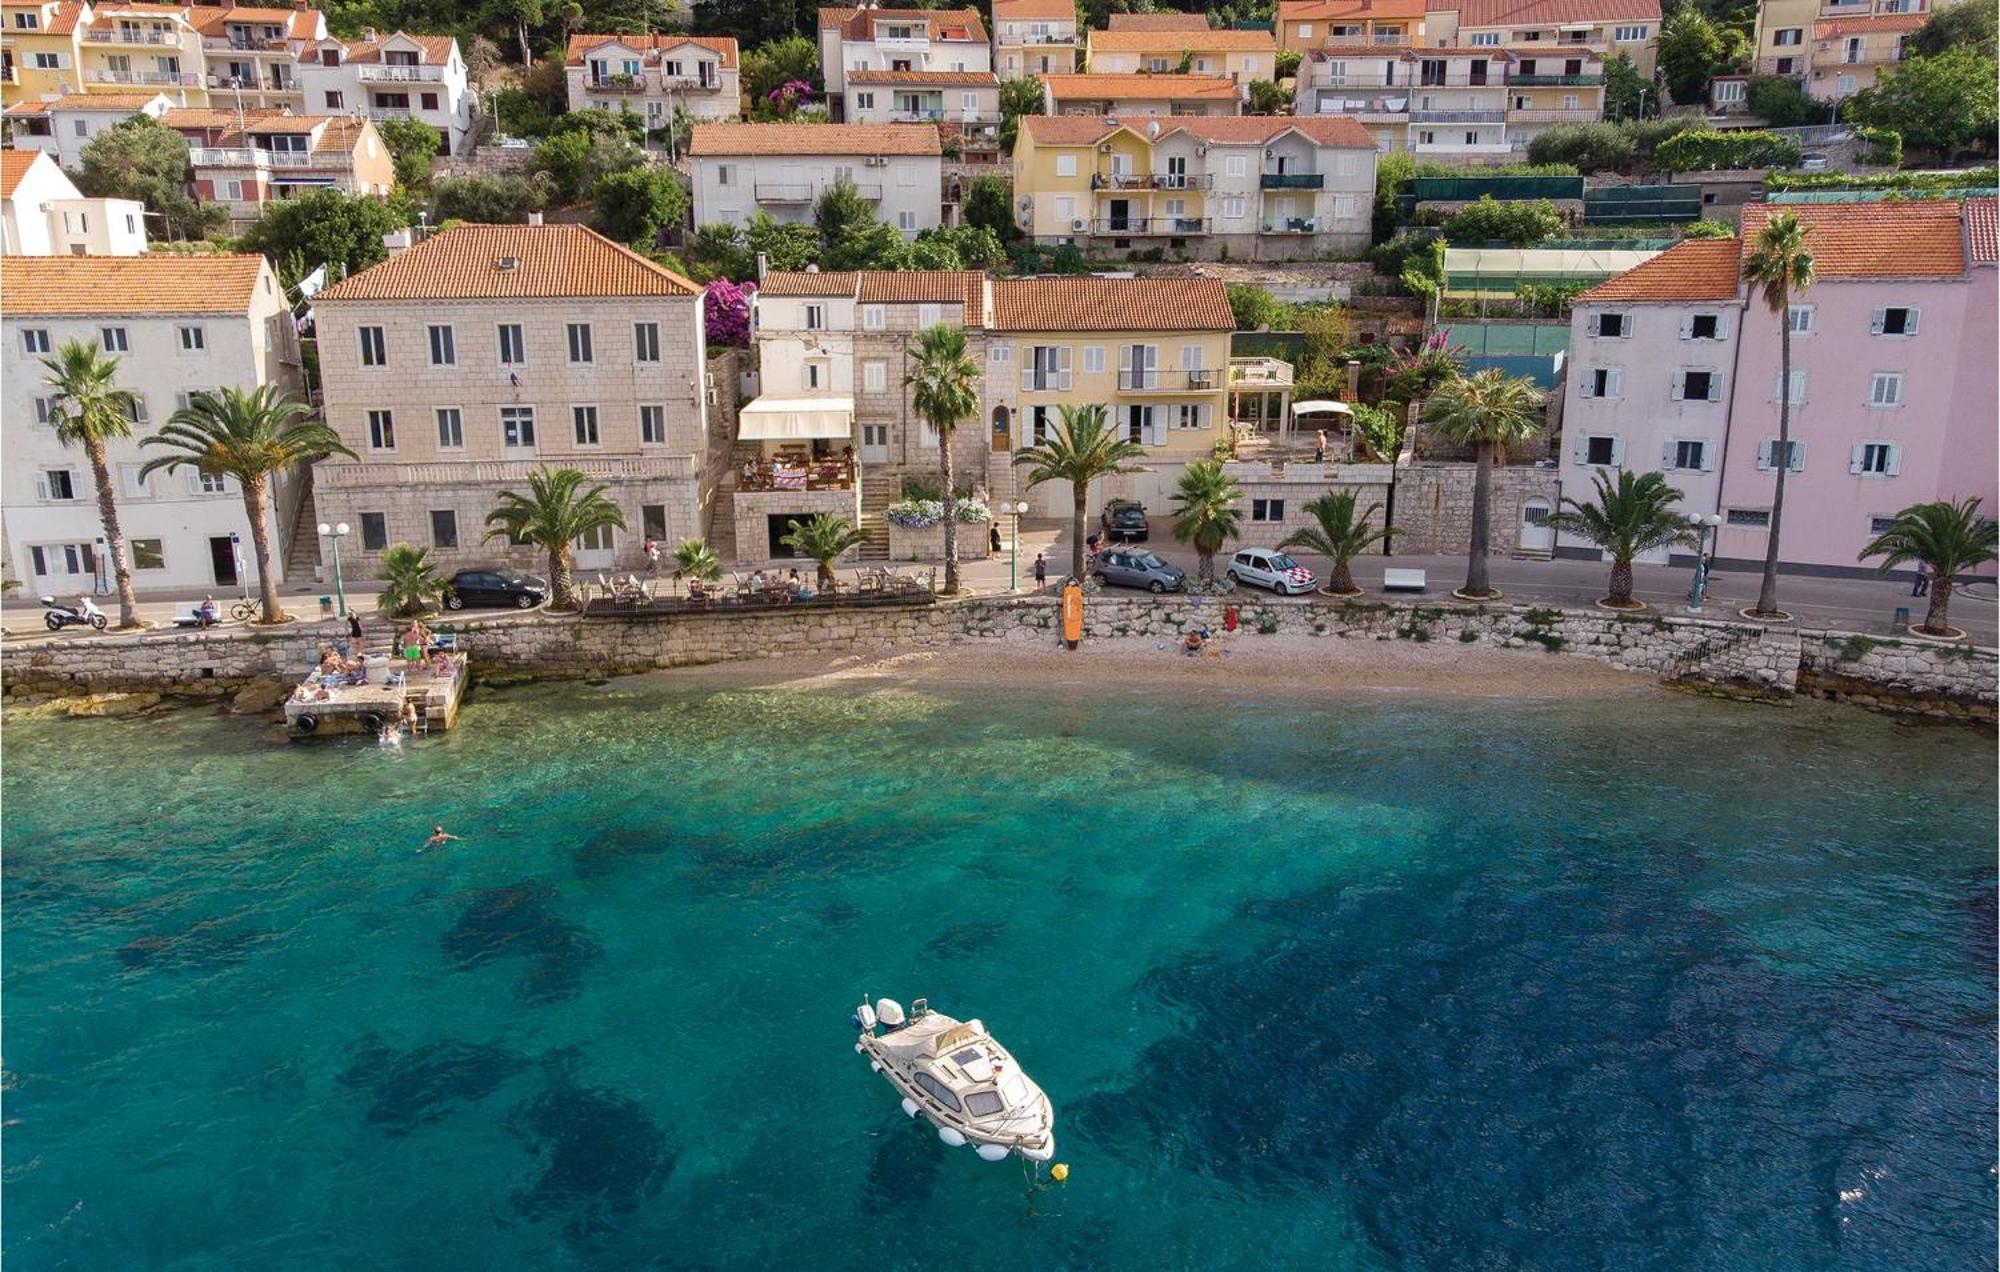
[1519,499,1555,553]
[861,422,889,463]
[574,525,617,570]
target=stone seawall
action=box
[4,596,1993,721]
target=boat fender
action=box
[975,1144,1010,1163]
[901,1098,920,1119]
[939,1128,967,1148]
[361,712,387,734]
[1020,1139,1056,1163]
[854,1042,865,1053]
[294,714,318,735]
[870,1061,883,1073]
[1050,1163,1070,1183]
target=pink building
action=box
[1562,198,1998,579]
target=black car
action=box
[1101,499,1149,542]
[444,568,546,610]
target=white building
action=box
[2,90,175,169]
[1,254,305,595]
[819,4,991,121]
[687,122,945,235]
[1,149,147,255]
[564,34,741,125]
[294,31,474,155]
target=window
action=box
[567,323,593,364]
[125,396,148,425]
[1470,31,1500,44]
[21,329,50,354]
[1174,403,1207,430]
[991,343,1011,364]
[1773,27,1803,45]
[912,1072,961,1111]
[1054,153,1078,178]
[1613,24,1648,39]
[1590,311,1627,338]
[805,361,825,390]
[643,504,668,540]
[1868,515,1900,535]
[804,304,825,331]
[1299,22,1313,36]
[1787,304,1814,334]
[1667,439,1712,471]
[863,361,887,392]
[177,325,206,351]
[1726,509,1770,528]
[358,325,385,366]
[1714,79,1745,104]
[14,10,38,26]
[573,405,599,445]
[1082,345,1105,373]
[715,164,733,186]
[1686,313,1720,340]
[1675,370,1718,401]
[1773,370,1806,405]
[421,91,439,110]
[1873,306,1918,336]
[640,404,666,444]
[1222,196,1246,219]
[325,90,343,109]
[862,304,886,331]
[40,469,77,500]
[33,395,54,425]
[897,210,917,231]
[1581,435,1620,466]
[130,539,165,570]
[1757,439,1807,472]
[918,303,941,327]
[498,324,525,365]
[1583,367,1622,399]
[436,407,463,448]
[429,510,458,548]
[1251,498,1285,522]
[360,512,388,550]
[99,326,128,352]
[365,409,395,450]
[428,324,455,365]
[1851,442,1900,476]
[630,321,661,363]
[501,405,535,448]
[31,52,60,69]
[198,471,228,495]
[1225,154,1247,177]
[1867,372,1902,407]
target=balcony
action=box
[586,75,647,92]
[755,182,813,203]
[1508,108,1599,123]
[207,72,299,92]
[1229,356,1294,388]
[202,35,291,51]
[1118,369,1220,391]
[1017,31,1076,44]
[661,73,724,90]
[1092,171,1213,190]
[1409,108,1506,124]
[1260,216,1320,234]
[1259,172,1324,189]
[189,146,348,170]
[366,105,415,119]
[86,69,197,85]
[1509,73,1605,85]
[317,455,697,488]
[1091,216,1211,236]
[872,33,932,47]
[357,63,447,82]
[84,28,178,45]
[1409,139,1514,155]
[1324,32,1408,46]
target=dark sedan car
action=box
[444,568,546,610]
[1101,499,1150,542]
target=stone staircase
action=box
[706,481,739,566]
[281,469,320,585]
[857,467,894,561]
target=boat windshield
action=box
[964,1090,1004,1116]
[913,1071,961,1112]
[997,1070,1031,1108]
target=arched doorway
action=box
[1519,499,1555,554]
[991,404,1011,453]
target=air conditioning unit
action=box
[1099,142,1114,153]
[865,155,888,165]
[1071,217,1087,231]
[1017,195,1033,210]
[1195,143,1208,156]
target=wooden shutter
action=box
[1670,372,1684,401]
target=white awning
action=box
[737,395,855,441]
[1292,400,1354,416]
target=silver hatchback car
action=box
[1225,548,1318,595]
[1094,548,1186,593]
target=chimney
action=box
[361,26,376,41]
[1345,358,1362,401]
[755,251,768,280]
[527,210,543,226]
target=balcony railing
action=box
[1091,216,1211,235]
[357,63,446,82]
[1016,31,1076,44]
[755,182,812,202]
[1410,108,1506,123]
[202,35,292,51]
[873,33,932,46]
[86,69,197,85]
[1259,172,1324,188]
[1509,73,1604,85]
[1324,32,1408,46]
[1117,369,1219,391]
[85,28,178,45]
[207,73,298,92]
[1260,217,1320,233]
[317,455,697,488]
[586,75,647,92]
[1409,139,1514,154]
[1020,371,1068,391]
[189,146,349,170]
[366,105,414,119]
[1092,171,1213,190]
[660,73,723,90]
[1508,108,1599,123]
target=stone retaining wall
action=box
[5,596,1992,721]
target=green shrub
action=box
[1441,196,1564,245]
[1681,219,1736,239]
[1764,164,1995,190]
[1745,74,1823,127]
[1653,129,1804,172]
[1527,122,1635,173]
[1854,125,1904,166]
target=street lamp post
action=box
[1005,501,1030,592]
[319,521,351,618]
[1685,514,1722,612]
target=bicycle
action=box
[229,597,263,623]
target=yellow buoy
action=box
[1050,1162,1069,1183]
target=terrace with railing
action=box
[358,63,448,81]
[189,145,349,170]
[86,68,198,85]
[1118,368,1220,391]
[1260,171,1325,188]
[85,27,180,45]
[1092,171,1213,190]
[1091,216,1211,235]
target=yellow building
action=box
[72,3,206,105]
[2,0,87,106]
[1082,27,1279,82]
[1276,0,1430,54]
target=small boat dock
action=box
[283,649,469,739]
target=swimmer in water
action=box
[421,825,460,851]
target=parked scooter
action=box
[42,594,107,632]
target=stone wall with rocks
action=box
[1798,629,1998,722]
[887,522,993,563]
[1390,459,1562,558]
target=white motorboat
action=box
[853,996,1056,1163]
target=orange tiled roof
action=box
[1279,0,1427,22]
[1428,0,1660,27]
[318,224,699,302]
[159,106,244,134]
[4,101,52,116]
[848,68,998,85]
[185,5,323,39]
[759,270,861,297]
[1740,201,1966,280]
[44,0,84,33]
[1812,12,1925,37]
[335,32,460,63]
[1574,238,1739,303]
[857,269,986,319]
[1401,45,1518,57]
[1018,114,1120,144]
[0,254,270,316]
[1042,72,1242,100]
[564,33,738,68]
[991,276,1233,332]
[1106,12,1211,29]
[37,89,174,110]
[1,149,49,198]
[1966,197,1997,266]
[1025,112,1376,147]
[688,122,943,156]
[818,6,989,43]
[995,0,1077,18]
[1089,28,1276,50]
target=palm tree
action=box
[482,467,626,612]
[1740,211,1816,618]
[1169,459,1244,584]
[1014,403,1145,583]
[1859,497,1998,637]
[1420,369,1545,598]
[139,386,353,624]
[41,340,141,628]
[376,543,444,618]
[904,323,981,594]
[1280,490,1399,595]
[671,538,721,595]
[1542,470,1698,609]
[779,513,869,593]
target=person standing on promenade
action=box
[347,611,364,656]
[1033,554,1047,590]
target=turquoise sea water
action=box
[3,676,1995,1270]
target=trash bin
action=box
[1893,606,1910,630]
[319,595,334,619]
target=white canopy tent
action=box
[737,396,855,442]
